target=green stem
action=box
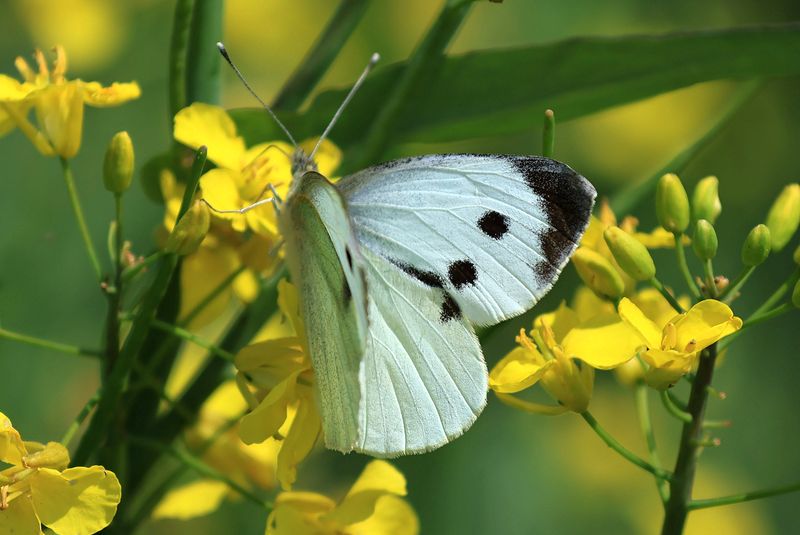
[661,343,719,535]
[720,265,756,304]
[661,389,693,423]
[60,391,100,447]
[751,267,800,317]
[168,0,194,121]
[352,0,476,169]
[702,259,717,298]
[60,157,103,282]
[122,251,165,282]
[149,318,236,361]
[674,233,701,299]
[185,0,223,105]
[128,436,271,510]
[650,277,686,313]
[743,303,793,329]
[580,411,670,479]
[272,0,369,111]
[542,109,555,158]
[104,195,124,377]
[635,385,669,502]
[688,482,800,510]
[0,327,101,358]
[611,81,761,215]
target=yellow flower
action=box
[0,46,140,158]
[235,280,321,490]
[490,301,641,414]
[0,412,121,535]
[618,298,742,389]
[266,460,419,535]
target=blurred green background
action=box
[1,0,799,533]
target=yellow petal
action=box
[80,81,141,107]
[571,286,615,322]
[0,75,36,101]
[29,466,121,535]
[274,491,336,514]
[179,243,239,327]
[0,494,41,535]
[234,338,305,379]
[618,298,663,348]
[34,84,83,158]
[0,411,27,465]
[276,396,321,490]
[199,168,246,227]
[642,349,696,390]
[494,393,569,415]
[152,479,229,520]
[673,300,742,352]
[277,280,307,348]
[562,313,642,369]
[174,103,245,169]
[299,138,342,177]
[632,288,682,328]
[238,372,300,444]
[266,495,333,535]
[634,227,688,248]
[348,495,419,535]
[535,303,579,343]
[233,269,260,303]
[488,347,550,394]
[324,460,407,526]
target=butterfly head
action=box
[290,148,319,179]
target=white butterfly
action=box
[216,44,596,457]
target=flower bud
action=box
[692,176,721,224]
[692,219,718,260]
[23,441,70,470]
[103,131,135,194]
[741,224,771,267]
[604,226,656,281]
[765,183,800,251]
[165,199,210,255]
[793,279,800,309]
[656,173,690,234]
[572,248,625,299]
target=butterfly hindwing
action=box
[279,171,368,452]
[337,154,596,327]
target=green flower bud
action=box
[103,131,135,194]
[603,226,656,281]
[741,224,771,267]
[692,176,721,224]
[572,247,625,298]
[165,199,210,255]
[765,183,800,252]
[793,279,800,308]
[656,173,690,234]
[692,219,718,260]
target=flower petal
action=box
[488,347,550,394]
[80,81,141,107]
[199,168,246,228]
[0,494,41,535]
[276,395,321,490]
[0,411,27,465]
[673,300,742,352]
[348,495,419,535]
[562,313,642,369]
[174,103,245,169]
[618,298,663,348]
[179,242,239,327]
[152,479,229,520]
[324,460,407,526]
[29,466,121,535]
[238,371,301,444]
[494,393,569,415]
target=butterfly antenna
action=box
[309,52,380,160]
[216,42,298,148]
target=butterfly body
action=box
[278,154,595,457]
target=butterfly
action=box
[216,44,596,457]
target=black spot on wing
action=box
[343,275,352,304]
[478,210,510,239]
[390,259,444,288]
[345,247,354,270]
[510,156,595,283]
[447,260,477,289]
[440,293,461,322]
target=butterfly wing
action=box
[279,171,369,452]
[356,246,485,456]
[337,154,596,327]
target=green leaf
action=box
[231,22,800,167]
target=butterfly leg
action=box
[201,196,274,215]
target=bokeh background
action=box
[1,0,799,533]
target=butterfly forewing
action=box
[337,154,596,327]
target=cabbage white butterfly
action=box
[215,44,595,457]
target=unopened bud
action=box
[765,183,800,251]
[604,226,656,281]
[165,199,210,255]
[572,248,625,298]
[741,224,771,267]
[692,219,718,260]
[692,176,721,224]
[656,173,690,234]
[103,131,134,194]
[23,441,70,470]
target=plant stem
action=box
[635,385,669,502]
[272,0,369,111]
[542,109,555,158]
[674,233,701,299]
[702,259,717,298]
[688,481,800,510]
[122,251,165,282]
[743,303,793,329]
[661,343,719,535]
[185,0,223,105]
[0,327,101,358]
[60,157,102,282]
[751,267,800,317]
[720,265,755,304]
[650,277,686,313]
[661,389,693,423]
[581,411,670,479]
[168,0,193,121]
[61,391,100,447]
[104,195,124,376]
[149,318,236,361]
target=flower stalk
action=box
[60,157,103,282]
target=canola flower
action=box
[0,45,139,158]
[266,460,418,535]
[0,412,121,535]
